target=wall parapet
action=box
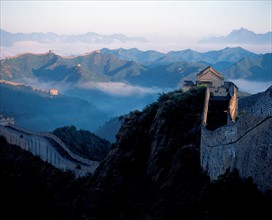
[7,124,97,166]
[0,124,100,177]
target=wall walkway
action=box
[0,124,99,177]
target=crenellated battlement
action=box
[0,114,15,126]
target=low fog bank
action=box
[1,40,271,60]
[78,81,163,97]
[231,79,272,94]
[64,87,164,118]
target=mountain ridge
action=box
[0,51,148,84]
[1,48,269,89]
[199,27,272,45]
[0,29,148,46]
[100,46,259,64]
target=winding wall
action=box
[200,86,272,192]
[0,124,99,177]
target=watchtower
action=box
[183,66,238,130]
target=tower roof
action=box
[197,66,224,80]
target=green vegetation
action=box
[53,125,111,161]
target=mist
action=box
[231,79,272,94]
[1,38,271,60]
[79,81,162,97]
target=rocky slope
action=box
[78,86,270,219]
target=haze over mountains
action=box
[1,26,271,134]
[0,29,148,47]
[199,27,272,45]
[1,28,271,59]
[1,45,271,134]
[100,46,259,65]
[1,47,270,86]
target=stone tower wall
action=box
[200,87,272,192]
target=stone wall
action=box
[0,115,15,126]
[0,125,99,177]
[200,86,272,192]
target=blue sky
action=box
[0,1,271,53]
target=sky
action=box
[0,0,271,53]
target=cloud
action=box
[79,81,161,96]
[0,40,153,59]
[1,37,271,60]
[231,79,272,94]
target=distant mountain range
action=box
[222,53,272,81]
[101,47,258,64]
[2,28,270,48]
[1,47,270,87]
[0,50,147,85]
[1,46,271,133]
[0,29,148,46]
[100,48,165,63]
[1,28,270,59]
[199,27,272,45]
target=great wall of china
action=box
[184,66,272,192]
[201,86,272,192]
[0,123,99,177]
